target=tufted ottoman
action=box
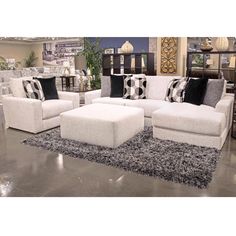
[60,103,144,148]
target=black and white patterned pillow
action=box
[165,77,189,102]
[123,75,147,100]
[22,79,45,101]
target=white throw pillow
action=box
[146,76,181,100]
[10,77,33,98]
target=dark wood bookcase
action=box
[186,51,236,82]
[102,52,155,76]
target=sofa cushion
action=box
[203,79,224,107]
[101,76,111,97]
[92,97,126,106]
[184,78,208,105]
[10,77,33,98]
[42,100,73,119]
[165,77,189,103]
[152,102,226,136]
[35,77,59,100]
[110,75,126,97]
[22,79,45,101]
[126,99,170,118]
[123,75,147,99]
[146,76,181,100]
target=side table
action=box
[74,89,96,106]
[60,75,76,91]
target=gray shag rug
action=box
[22,127,221,188]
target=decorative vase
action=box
[121,41,134,53]
[87,76,92,90]
[200,38,213,52]
[215,37,229,51]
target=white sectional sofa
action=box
[2,77,80,133]
[85,76,234,149]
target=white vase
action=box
[215,37,229,51]
[121,41,134,53]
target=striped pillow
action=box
[22,79,45,101]
[165,77,189,102]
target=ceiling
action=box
[0,37,82,42]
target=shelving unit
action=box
[187,51,236,138]
[186,51,236,82]
[102,52,155,76]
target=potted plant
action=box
[80,38,103,89]
[24,51,38,67]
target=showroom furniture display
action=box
[2,77,80,133]
[85,76,234,149]
[102,52,155,76]
[186,51,236,82]
[60,103,144,148]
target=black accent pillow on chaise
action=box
[110,75,126,97]
[34,77,59,100]
[184,78,208,105]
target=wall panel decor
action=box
[160,37,178,73]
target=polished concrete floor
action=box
[1,110,236,196]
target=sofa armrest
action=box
[2,96,43,133]
[215,94,234,131]
[85,89,101,105]
[58,91,80,108]
[215,94,234,114]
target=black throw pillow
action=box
[34,77,59,100]
[184,78,208,105]
[110,75,126,97]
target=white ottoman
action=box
[60,103,144,148]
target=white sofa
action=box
[85,76,234,149]
[2,77,80,133]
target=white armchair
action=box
[2,78,80,133]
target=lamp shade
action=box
[215,37,229,51]
[63,61,70,67]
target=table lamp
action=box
[63,61,70,75]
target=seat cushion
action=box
[125,99,170,118]
[92,97,126,106]
[152,102,226,136]
[42,99,73,119]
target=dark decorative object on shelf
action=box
[200,38,213,52]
